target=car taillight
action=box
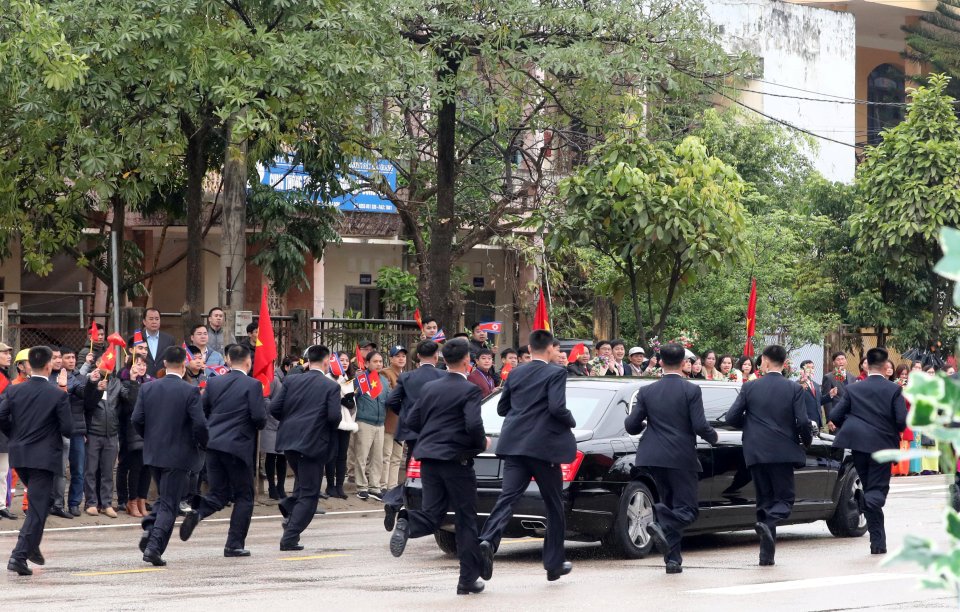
[406,459,422,479]
[560,451,585,482]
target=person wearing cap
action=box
[627,347,646,376]
[380,346,407,494]
[12,349,30,386]
[0,342,15,520]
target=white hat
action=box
[628,347,645,356]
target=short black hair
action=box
[421,316,438,327]
[701,350,716,361]
[866,347,888,368]
[207,306,224,317]
[452,332,470,340]
[190,324,207,337]
[144,307,161,319]
[799,359,814,369]
[518,346,530,357]
[61,347,76,357]
[610,339,625,349]
[529,330,554,352]
[441,338,470,365]
[500,348,517,358]
[471,321,484,332]
[762,345,788,367]
[306,345,331,363]
[49,346,62,355]
[223,343,237,355]
[227,344,251,364]
[416,340,440,358]
[162,345,187,366]
[477,348,494,358]
[660,343,685,367]
[365,349,381,364]
[736,356,753,370]
[595,340,612,351]
[28,346,53,370]
[246,322,258,334]
[830,351,846,362]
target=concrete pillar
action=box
[313,256,325,317]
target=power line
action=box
[725,83,911,107]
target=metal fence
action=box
[311,318,422,357]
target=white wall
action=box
[706,0,857,183]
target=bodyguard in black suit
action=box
[180,345,266,556]
[271,344,341,551]
[625,343,717,574]
[389,339,488,595]
[724,345,812,566]
[0,347,72,576]
[479,330,577,583]
[822,351,858,426]
[381,340,447,522]
[829,347,907,555]
[132,346,208,566]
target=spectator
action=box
[12,349,30,385]
[239,322,259,370]
[610,340,627,376]
[83,367,121,517]
[142,308,175,377]
[468,348,497,399]
[78,323,106,374]
[499,348,518,373]
[380,346,406,495]
[517,346,531,363]
[117,354,152,517]
[191,325,225,369]
[47,346,74,519]
[420,316,440,342]
[554,349,568,368]
[627,347,646,376]
[61,347,87,517]
[467,323,492,363]
[0,342,15,519]
[206,307,231,355]
[567,346,591,377]
[325,352,356,499]
[261,368,287,500]
[589,340,617,376]
[352,350,392,501]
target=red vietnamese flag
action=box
[413,308,423,331]
[252,285,277,396]
[355,345,366,370]
[568,343,586,363]
[744,278,757,357]
[89,319,100,343]
[533,287,550,331]
[367,370,383,399]
[500,361,513,381]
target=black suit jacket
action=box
[724,373,812,467]
[407,372,486,461]
[203,370,267,464]
[801,381,823,425]
[132,374,208,471]
[386,364,446,443]
[830,374,908,453]
[271,369,341,461]
[0,377,72,474]
[141,331,176,378]
[821,371,858,415]
[496,360,576,464]
[626,374,718,472]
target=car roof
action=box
[566,377,742,390]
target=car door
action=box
[700,385,758,530]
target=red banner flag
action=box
[367,370,383,399]
[477,321,503,334]
[355,369,371,395]
[89,320,100,343]
[568,343,586,363]
[533,287,550,331]
[253,285,277,396]
[330,355,345,378]
[106,332,127,348]
[355,345,366,370]
[500,361,513,381]
[413,308,423,331]
[744,278,757,357]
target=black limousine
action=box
[404,377,866,558]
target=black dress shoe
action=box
[479,540,494,581]
[870,546,887,555]
[7,558,31,576]
[335,486,348,500]
[0,509,18,520]
[139,531,150,553]
[759,558,775,566]
[143,550,166,566]
[224,548,251,558]
[49,507,73,519]
[27,549,44,566]
[754,522,775,560]
[384,504,398,532]
[665,562,682,574]
[280,542,304,551]
[546,561,573,581]
[646,523,669,556]
[318,490,330,500]
[390,518,410,558]
[179,511,200,541]
[456,579,485,595]
[68,506,81,517]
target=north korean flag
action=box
[330,356,345,378]
[477,321,503,334]
[356,369,371,395]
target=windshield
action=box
[481,387,617,434]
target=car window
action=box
[481,388,617,434]
[701,386,739,422]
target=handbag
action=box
[338,406,359,432]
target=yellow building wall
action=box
[855,46,905,149]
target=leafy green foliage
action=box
[376,267,420,316]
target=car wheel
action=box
[434,529,458,555]
[826,465,868,538]
[601,480,656,559]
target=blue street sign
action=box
[257,156,398,214]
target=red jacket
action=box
[467,368,496,399]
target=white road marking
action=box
[889,485,949,494]
[0,509,383,536]
[688,572,924,595]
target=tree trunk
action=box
[183,117,208,333]
[593,296,615,341]
[220,112,248,309]
[625,254,647,348]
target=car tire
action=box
[826,465,868,538]
[434,529,458,555]
[601,480,657,559]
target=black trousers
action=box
[852,451,892,548]
[480,455,566,572]
[750,462,795,559]
[265,453,287,494]
[648,467,699,565]
[406,459,481,583]
[142,468,190,556]
[324,430,351,489]
[279,451,322,547]
[196,449,255,550]
[117,449,151,503]
[11,468,54,563]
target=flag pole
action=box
[540,240,552,331]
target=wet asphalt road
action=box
[0,475,954,612]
